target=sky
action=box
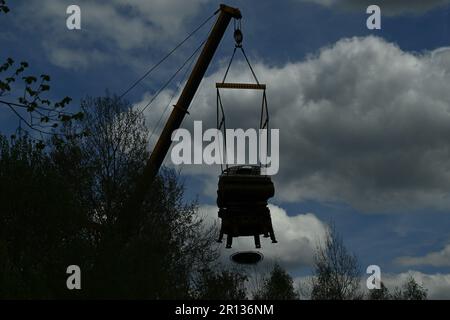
[2,0,450,298]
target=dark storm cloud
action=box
[301,0,450,15]
[13,0,209,69]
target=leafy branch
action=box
[0,0,9,14]
[0,58,85,143]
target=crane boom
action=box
[118,4,242,237]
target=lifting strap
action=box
[216,20,270,172]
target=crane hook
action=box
[233,18,243,47]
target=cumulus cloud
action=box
[198,204,328,270]
[149,36,450,213]
[395,244,450,267]
[382,271,450,299]
[46,46,111,70]
[14,0,210,69]
[300,0,450,16]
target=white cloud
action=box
[24,0,209,48]
[382,271,450,299]
[198,204,328,270]
[395,244,450,267]
[147,36,450,213]
[300,0,450,16]
[15,0,211,69]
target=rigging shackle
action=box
[234,29,243,47]
[233,18,243,47]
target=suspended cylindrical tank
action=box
[217,165,277,248]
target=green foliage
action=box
[0,55,82,137]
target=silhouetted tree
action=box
[310,225,362,300]
[54,95,219,298]
[253,264,299,300]
[0,7,86,297]
[0,0,8,14]
[391,276,427,300]
[192,268,248,300]
[367,282,391,300]
[0,134,91,298]
[0,94,219,298]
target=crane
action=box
[117,4,242,239]
[117,4,276,256]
